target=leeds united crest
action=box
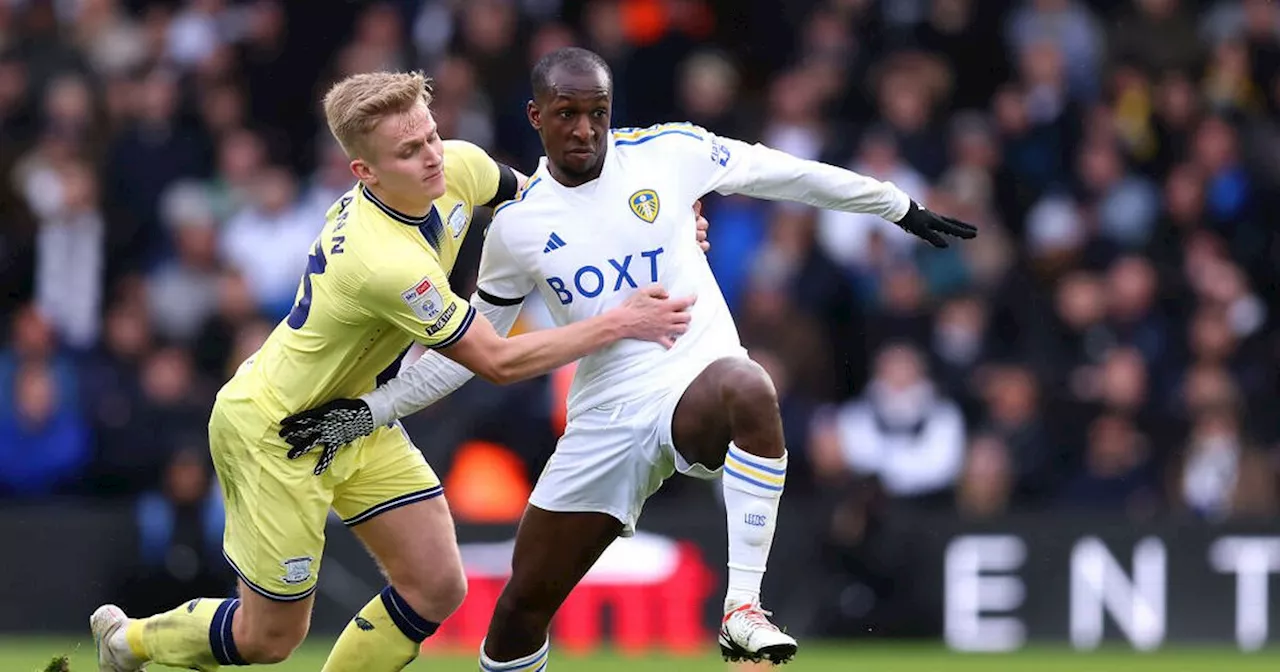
[629,189,660,223]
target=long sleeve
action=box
[359,293,523,425]
[671,124,912,223]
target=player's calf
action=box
[476,586,561,671]
[480,508,622,670]
[481,585,564,671]
[232,599,309,664]
[486,587,561,661]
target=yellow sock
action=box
[322,587,439,672]
[124,597,246,670]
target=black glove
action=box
[279,398,376,475]
[894,201,978,248]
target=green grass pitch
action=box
[3,638,1278,672]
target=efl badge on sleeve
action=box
[401,276,444,321]
[629,189,660,223]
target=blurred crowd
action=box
[2,0,1280,582]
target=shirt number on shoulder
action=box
[287,241,328,329]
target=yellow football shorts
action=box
[208,389,442,601]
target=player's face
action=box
[356,100,446,208]
[529,67,611,184]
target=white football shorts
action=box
[527,361,731,537]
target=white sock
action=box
[721,441,786,610]
[479,637,549,671]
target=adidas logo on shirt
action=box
[543,232,567,253]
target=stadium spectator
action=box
[217,165,317,318]
[975,362,1058,506]
[29,158,105,350]
[145,181,223,342]
[1059,412,1161,516]
[810,342,966,505]
[1173,402,1277,520]
[955,433,1014,519]
[0,359,89,497]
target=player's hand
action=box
[617,285,696,349]
[894,201,978,248]
[693,200,711,253]
[279,398,376,475]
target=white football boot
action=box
[91,604,146,672]
[718,601,798,665]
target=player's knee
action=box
[719,358,779,416]
[427,567,468,617]
[239,618,308,664]
[396,565,468,621]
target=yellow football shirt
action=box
[224,140,513,419]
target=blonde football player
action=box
[89,71,695,672]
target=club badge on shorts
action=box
[401,276,444,320]
[280,556,314,585]
[629,189,660,223]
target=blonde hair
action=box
[323,71,434,158]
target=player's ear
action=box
[351,158,376,185]
[527,100,541,130]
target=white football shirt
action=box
[475,123,910,414]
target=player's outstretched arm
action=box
[691,130,977,247]
[439,285,694,385]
